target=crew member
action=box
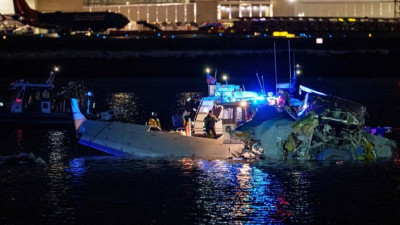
[204,110,218,139]
[184,94,200,123]
[148,112,161,129]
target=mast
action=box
[288,40,292,87]
[274,42,278,94]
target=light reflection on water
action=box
[45,130,75,224]
[190,159,308,224]
[101,91,202,128]
[106,92,145,123]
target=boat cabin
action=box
[193,83,262,142]
[9,80,54,113]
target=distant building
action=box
[1,0,397,29]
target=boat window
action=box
[199,101,214,114]
[222,108,233,119]
[236,107,242,120]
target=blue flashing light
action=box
[102,35,106,39]
[219,33,223,37]
[329,34,332,38]
[193,34,197,37]
[246,34,251,38]
[343,34,346,38]
[86,91,93,97]
[96,33,100,37]
[172,35,175,39]
[40,34,43,38]
[308,34,312,38]
[157,33,161,37]
[264,33,267,37]
[125,34,128,37]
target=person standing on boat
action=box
[204,110,218,139]
[184,94,200,123]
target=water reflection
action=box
[106,92,145,124]
[44,130,75,224]
[188,159,313,224]
[15,129,24,152]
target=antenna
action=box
[288,40,292,87]
[261,75,265,95]
[214,68,218,78]
[274,42,278,95]
[256,72,263,94]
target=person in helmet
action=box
[148,112,161,129]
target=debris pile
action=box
[230,88,397,160]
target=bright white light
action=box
[0,102,3,107]
[253,6,258,10]
[205,68,210,74]
[222,75,228,80]
[240,101,247,107]
[221,6,226,10]
[316,38,323,44]
[54,66,59,72]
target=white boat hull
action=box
[78,120,243,159]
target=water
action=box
[1,128,400,225]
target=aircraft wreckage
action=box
[229,85,397,160]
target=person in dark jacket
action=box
[204,110,218,139]
[184,94,200,123]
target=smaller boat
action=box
[0,72,95,128]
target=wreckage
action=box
[230,85,397,160]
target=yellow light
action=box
[368,33,372,38]
[240,101,247,107]
[338,18,344,22]
[205,68,210,74]
[296,70,301,75]
[2,36,6,40]
[286,33,295,38]
[348,18,356,22]
[273,31,288,37]
[54,66,59,72]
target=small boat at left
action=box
[0,72,95,128]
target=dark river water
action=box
[1,129,400,225]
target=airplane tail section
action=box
[71,98,87,131]
[13,0,38,22]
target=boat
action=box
[0,72,95,128]
[70,82,266,158]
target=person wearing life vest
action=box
[204,110,218,139]
[148,112,161,129]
